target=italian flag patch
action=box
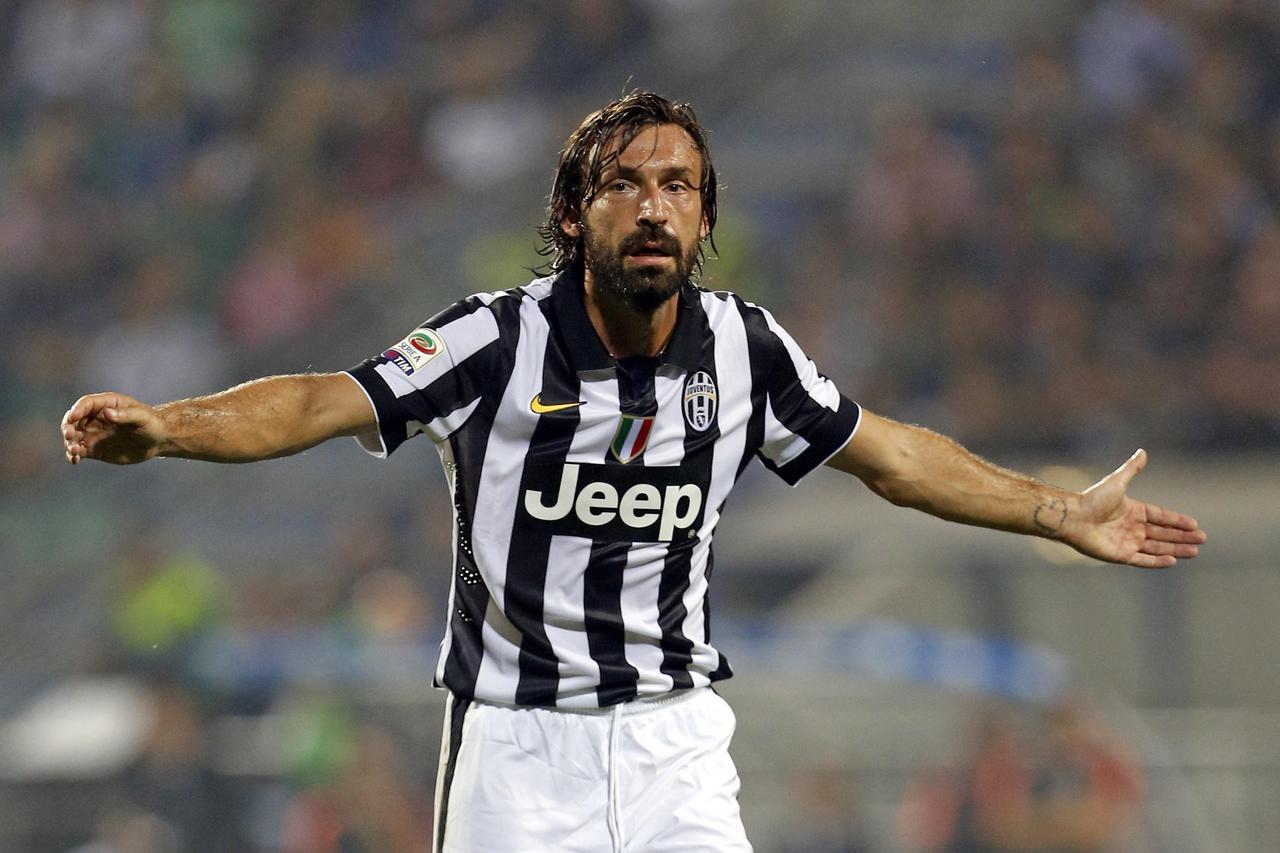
[610,415,654,464]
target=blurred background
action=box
[1,0,1277,850]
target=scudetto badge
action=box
[682,370,717,432]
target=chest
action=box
[506,361,732,467]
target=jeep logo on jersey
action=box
[683,371,717,432]
[522,462,704,542]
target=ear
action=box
[561,215,581,238]
[699,213,710,241]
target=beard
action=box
[583,225,698,314]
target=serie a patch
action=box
[383,328,446,375]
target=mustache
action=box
[618,228,681,256]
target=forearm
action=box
[858,423,1079,540]
[830,409,1204,567]
[156,374,363,462]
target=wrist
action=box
[151,404,181,458]
[1032,490,1081,541]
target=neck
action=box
[582,270,679,359]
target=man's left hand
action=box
[1066,449,1206,568]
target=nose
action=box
[636,184,669,227]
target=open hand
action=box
[61,393,166,465]
[1067,449,1206,568]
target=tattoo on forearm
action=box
[1033,498,1068,535]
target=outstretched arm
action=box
[827,410,1205,568]
[61,373,376,465]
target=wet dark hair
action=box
[536,91,718,276]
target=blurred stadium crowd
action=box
[1,0,1278,850]
[4,0,1280,459]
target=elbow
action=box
[865,444,925,508]
[865,473,922,509]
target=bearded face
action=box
[582,222,699,313]
[570,123,708,314]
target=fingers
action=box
[1138,538,1199,559]
[1145,502,1203,534]
[1132,508,1204,565]
[60,392,146,464]
[102,402,149,427]
[1144,520,1206,544]
[62,395,100,463]
[1128,552,1177,570]
[63,393,123,429]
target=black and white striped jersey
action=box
[346,268,861,708]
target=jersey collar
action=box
[551,265,704,375]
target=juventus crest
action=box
[682,371,717,432]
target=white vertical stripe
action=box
[430,693,455,852]
[534,375,620,704]
[646,372,687,467]
[679,534,718,675]
[565,373,620,464]
[704,295,752,485]
[542,534,602,708]
[471,600,525,705]
[434,441,460,685]
[618,542,675,696]
[682,294,753,675]
[759,306,841,411]
[469,296,551,700]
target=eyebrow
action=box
[603,162,699,183]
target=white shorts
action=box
[433,687,752,852]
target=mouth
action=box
[626,240,675,264]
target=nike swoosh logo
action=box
[530,393,585,415]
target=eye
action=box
[665,181,690,193]
[609,179,633,192]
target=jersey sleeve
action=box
[745,304,861,485]
[344,295,502,457]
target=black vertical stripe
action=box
[614,356,660,416]
[426,292,499,329]
[509,298,584,706]
[583,358,655,705]
[738,297,771,478]
[434,694,471,853]
[583,540,637,705]
[439,296,523,698]
[736,298,858,484]
[706,545,737,676]
[701,548,734,682]
[657,303,718,689]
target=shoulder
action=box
[688,285,787,346]
[425,277,551,329]
[688,285,756,325]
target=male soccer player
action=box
[62,92,1205,852]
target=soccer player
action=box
[62,92,1205,852]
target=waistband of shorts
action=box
[465,686,705,717]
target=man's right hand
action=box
[62,393,167,465]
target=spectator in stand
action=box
[898,702,1143,852]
